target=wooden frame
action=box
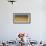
[13,13,31,24]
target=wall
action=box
[0,0,46,41]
